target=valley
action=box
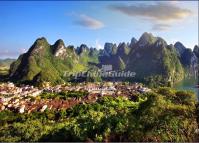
[0,0,198,141]
[0,32,198,142]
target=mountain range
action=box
[0,58,16,68]
[9,32,198,86]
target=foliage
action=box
[0,88,197,142]
[9,38,95,85]
[40,91,88,100]
[118,56,126,70]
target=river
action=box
[173,77,199,100]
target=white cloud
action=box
[75,14,105,30]
[109,2,192,31]
[110,2,192,22]
[152,24,171,31]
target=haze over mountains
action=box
[0,59,15,68]
[9,32,198,86]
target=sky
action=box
[0,1,198,59]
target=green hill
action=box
[126,33,184,86]
[9,33,198,86]
[9,38,92,85]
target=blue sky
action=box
[0,1,198,59]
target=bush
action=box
[0,88,197,142]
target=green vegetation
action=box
[9,38,87,85]
[0,67,9,75]
[118,56,126,70]
[0,88,198,142]
[0,58,14,77]
[0,67,9,82]
[9,34,198,87]
[9,38,101,85]
[40,91,88,100]
[128,42,184,87]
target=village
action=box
[0,82,151,114]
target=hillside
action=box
[0,58,15,68]
[0,87,197,142]
[9,38,98,85]
[0,58,15,78]
[9,33,198,86]
[126,33,184,86]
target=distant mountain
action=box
[9,33,198,86]
[174,42,195,67]
[129,37,137,48]
[174,42,186,56]
[103,42,117,56]
[174,42,198,77]
[76,44,99,65]
[0,58,15,68]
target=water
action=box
[173,77,199,100]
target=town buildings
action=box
[0,82,151,113]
